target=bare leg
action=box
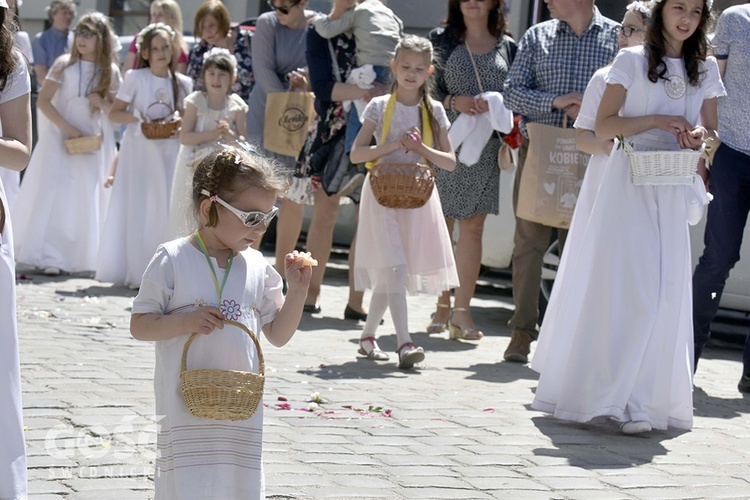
[274,198,305,280]
[426,217,455,332]
[305,188,341,307]
[449,214,486,340]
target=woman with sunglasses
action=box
[427,0,516,341]
[245,0,317,279]
[186,0,254,101]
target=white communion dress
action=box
[354,95,459,295]
[132,237,284,499]
[0,51,29,500]
[168,91,248,239]
[13,57,120,273]
[531,46,725,431]
[96,68,192,287]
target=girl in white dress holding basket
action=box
[350,35,459,369]
[531,0,724,435]
[131,146,311,499]
[14,12,120,275]
[169,47,248,238]
[96,22,192,288]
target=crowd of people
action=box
[2,0,749,498]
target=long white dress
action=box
[168,91,248,239]
[531,46,725,430]
[354,95,459,295]
[13,56,120,273]
[132,238,284,499]
[0,51,30,500]
[531,67,611,371]
[96,68,192,287]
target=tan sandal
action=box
[358,336,390,361]
[426,303,451,333]
[449,307,484,341]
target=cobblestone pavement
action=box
[15,252,750,499]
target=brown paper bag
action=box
[516,122,590,229]
[263,90,316,157]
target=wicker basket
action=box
[623,141,702,186]
[369,162,434,209]
[180,320,265,421]
[64,135,102,155]
[141,101,181,140]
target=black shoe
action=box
[344,305,384,324]
[303,304,321,314]
[344,305,367,321]
[739,375,750,394]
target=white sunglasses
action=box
[201,189,279,227]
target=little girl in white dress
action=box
[169,48,248,238]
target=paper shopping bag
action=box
[263,90,316,157]
[516,122,589,229]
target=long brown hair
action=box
[0,6,18,94]
[444,0,507,44]
[390,36,442,150]
[58,12,117,99]
[645,0,713,87]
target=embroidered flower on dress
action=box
[221,299,242,320]
[194,299,206,308]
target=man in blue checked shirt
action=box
[502,0,618,364]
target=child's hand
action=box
[284,251,313,292]
[87,93,106,110]
[181,306,225,335]
[104,175,115,188]
[677,126,706,150]
[654,115,694,136]
[401,128,423,152]
[65,126,83,139]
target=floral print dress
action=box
[186,27,254,101]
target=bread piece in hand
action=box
[292,250,318,267]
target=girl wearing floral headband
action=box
[168,47,249,238]
[96,22,193,288]
[531,0,723,435]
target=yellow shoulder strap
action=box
[365,94,434,170]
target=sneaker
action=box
[43,267,61,276]
[503,329,533,363]
[620,420,652,435]
[738,375,750,394]
[337,171,365,199]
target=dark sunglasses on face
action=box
[619,26,644,37]
[267,0,300,15]
[75,29,99,39]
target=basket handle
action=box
[144,101,175,123]
[180,319,265,376]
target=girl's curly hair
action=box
[191,145,289,227]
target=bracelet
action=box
[449,94,457,112]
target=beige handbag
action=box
[263,90,316,157]
[515,120,589,229]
